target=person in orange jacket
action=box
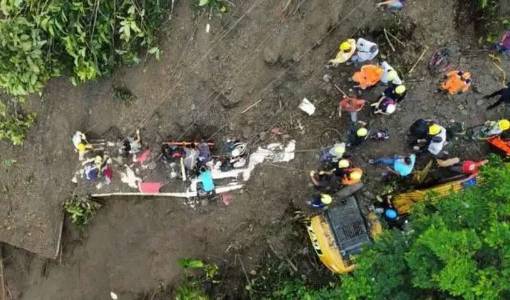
[353,64,384,89]
[340,167,363,185]
[441,70,471,95]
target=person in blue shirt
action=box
[369,154,416,176]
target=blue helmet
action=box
[385,208,398,220]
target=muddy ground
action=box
[0,0,509,299]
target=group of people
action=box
[71,131,113,184]
[307,22,510,229]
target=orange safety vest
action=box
[341,168,363,185]
[352,65,383,90]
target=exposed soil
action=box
[0,0,509,299]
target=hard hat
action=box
[320,194,333,205]
[428,124,441,136]
[330,143,346,156]
[395,85,406,95]
[77,143,86,153]
[498,119,510,131]
[386,103,396,114]
[349,169,363,180]
[387,70,398,82]
[340,41,352,52]
[94,155,103,166]
[338,159,350,168]
[385,208,398,220]
[356,127,368,137]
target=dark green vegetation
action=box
[0,0,168,99]
[174,258,220,300]
[63,194,101,228]
[475,0,509,43]
[0,101,35,145]
[245,158,510,299]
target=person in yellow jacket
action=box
[328,39,356,67]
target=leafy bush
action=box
[0,0,168,98]
[174,258,221,299]
[0,102,36,145]
[340,157,510,299]
[64,194,101,227]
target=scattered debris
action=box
[299,98,316,116]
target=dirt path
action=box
[1,0,509,299]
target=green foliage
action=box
[174,258,220,299]
[113,85,136,104]
[0,107,35,145]
[270,280,340,300]
[0,0,168,98]
[64,194,100,228]
[195,0,229,14]
[340,157,510,299]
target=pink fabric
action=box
[135,149,151,164]
[138,182,163,193]
[340,97,366,112]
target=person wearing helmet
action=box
[341,167,363,185]
[332,158,352,177]
[485,82,510,110]
[369,154,416,176]
[482,119,510,137]
[352,64,384,89]
[441,70,471,95]
[371,96,397,115]
[72,131,93,160]
[383,84,407,103]
[348,121,369,147]
[309,171,341,193]
[380,61,403,85]
[423,123,447,155]
[307,193,333,209]
[328,38,356,66]
[351,38,379,63]
[377,0,405,12]
[320,142,346,163]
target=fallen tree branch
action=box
[408,46,429,75]
[383,28,396,52]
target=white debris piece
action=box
[242,140,296,180]
[119,165,141,189]
[110,292,118,300]
[299,98,315,116]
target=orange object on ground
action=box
[352,65,383,89]
[441,70,471,95]
[339,97,366,112]
[341,168,363,185]
[488,136,510,156]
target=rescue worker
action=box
[309,170,341,193]
[377,0,405,11]
[320,142,346,163]
[482,119,510,137]
[441,70,471,95]
[413,123,447,156]
[348,121,369,147]
[352,64,384,89]
[340,167,363,186]
[72,131,93,160]
[369,154,416,177]
[351,38,379,63]
[328,39,356,66]
[485,82,510,110]
[371,96,397,115]
[119,129,142,156]
[383,84,407,102]
[332,159,351,177]
[307,193,333,209]
[380,61,403,85]
[438,159,488,176]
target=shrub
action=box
[64,194,101,228]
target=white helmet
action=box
[231,143,247,157]
[386,103,396,114]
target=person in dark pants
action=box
[486,83,510,110]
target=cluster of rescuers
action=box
[306,31,510,226]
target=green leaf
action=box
[199,0,210,6]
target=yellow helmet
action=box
[498,119,510,131]
[350,169,363,180]
[94,155,103,166]
[356,127,368,137]
[338,159,350,168]
[395,85,406,95]
[320,194,333,205]
[387,70,399,81]
[428,124,441,136]
[340,41,352,52]
[331,143,346,156]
